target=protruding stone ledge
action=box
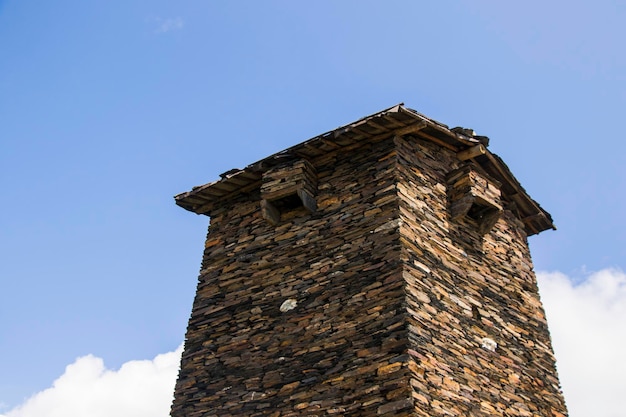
[260,159,317,225]
[447,165,503,234]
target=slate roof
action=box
[175,104,554,235]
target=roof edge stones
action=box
[174,104,555,235]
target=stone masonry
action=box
[171,105,568,416]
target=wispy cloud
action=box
[1,345,182,417]
[538,268,626,417]
[154,17,184,34]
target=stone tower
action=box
[171,105,568,416]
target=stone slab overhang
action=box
[175,104,555,236]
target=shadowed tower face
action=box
[171,105,568,417]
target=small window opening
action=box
[271,193,303,212]
[260,159,317,225]
[447,166,503,234]
[261,192,312,225]
[468,202,494,221]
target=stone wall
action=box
[171,137,416,416]
[171,132,568,416]
[396,135,567,416]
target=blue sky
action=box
[1,2,625,416]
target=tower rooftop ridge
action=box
[175,104,554,235]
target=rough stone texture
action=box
[171,126,567,416]
[396,136,566,416]
[172,138,414,416]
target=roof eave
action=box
[174,105,555,235]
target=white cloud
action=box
[2,269,624,417]
[154,17,184,34]
[1,345,182,417]
[538,268,626,417]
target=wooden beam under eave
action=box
[320,138,341,149]
[415,130,458,152]
[393,122,427,137]
[379,114,408,129]
[457,144,486,161]
[192,199,216,216]
[192,180,262,215]
[366,119,393,134]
